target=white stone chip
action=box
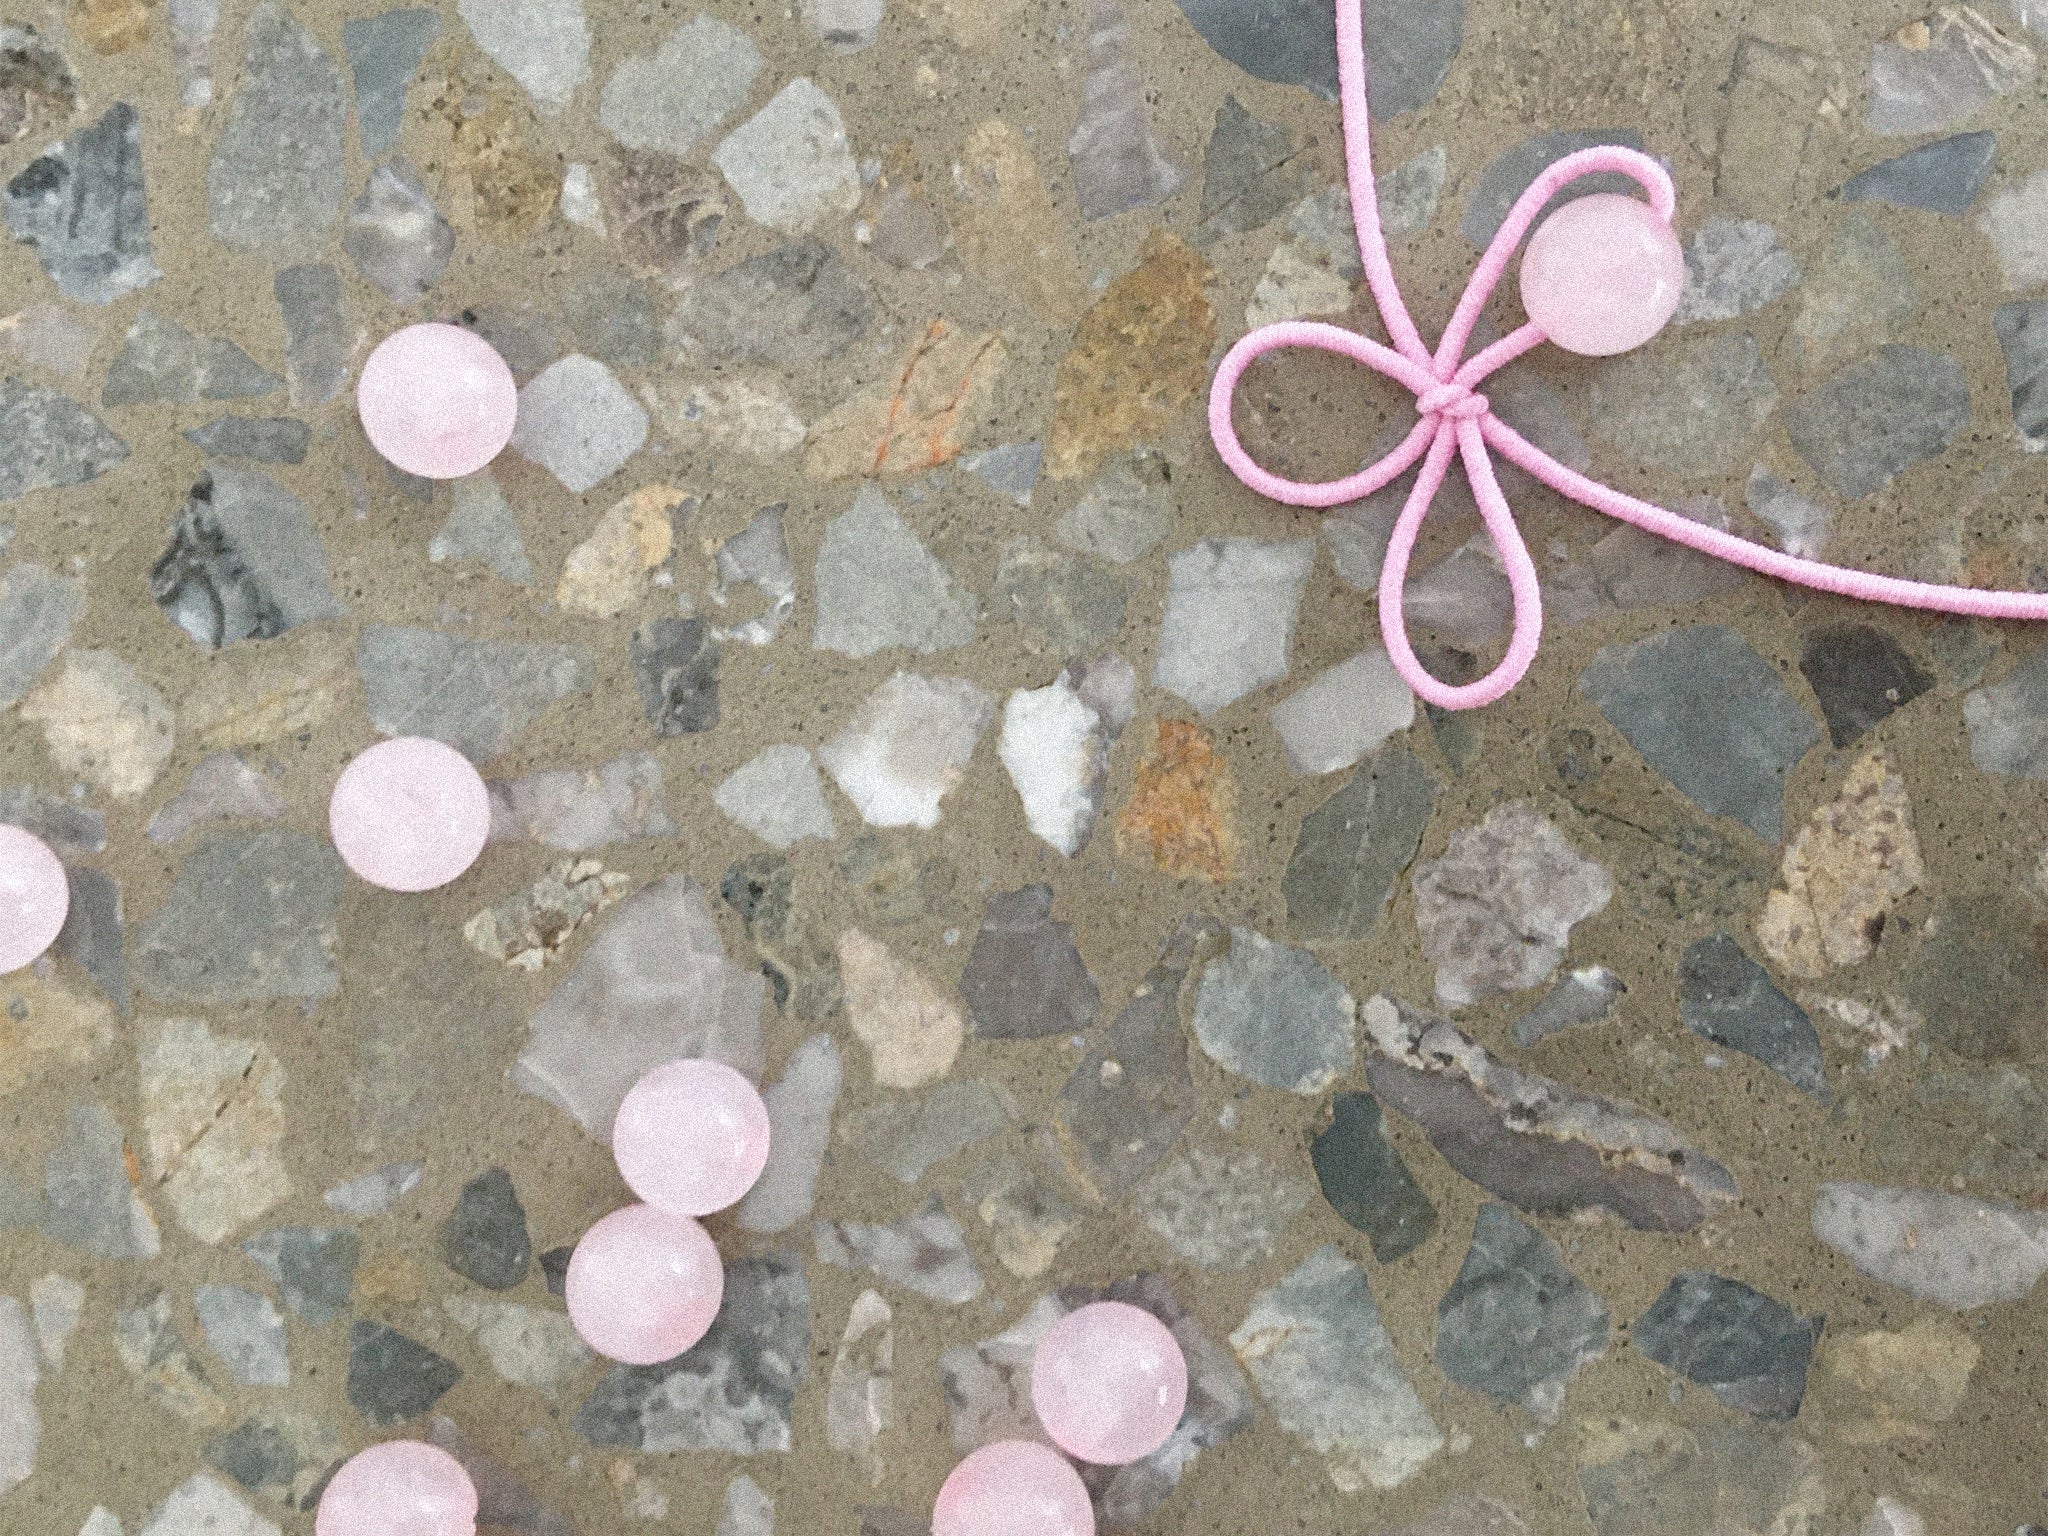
[511,354,649,493]
[716,745,838,848]
[819,672,993,829]
[999,679,1106,856]
[713,79,861,234]
[457,0,590,113]
[600,14,763,157]
[1269,648,1414,775]
[1153,537,1315,715]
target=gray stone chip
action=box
[132,829,344,1001]
[151,466,344,648]
[207,2,348,252]
[1631,1270,1820,1419]
[1784,344,1971,500]
[1283,745,1438,941]
[0,378,128,502]
[1434,1204,1610,1421]
[2,102,160,304]
[358,625,597,763]
[959,885,1099,1040]
[1679,934,1828,1101]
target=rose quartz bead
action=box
[934,1440,1095,1536]
[1031,1301,1187,1465]
[0,824,68,975]
[329,736,492,893]
[315,1441,478,1536]
[565,1203,724,1365]
[1519,193,1686,357]
[356,323,518,479]
[613,1058,773,1217]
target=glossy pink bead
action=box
[329,737,492,893]
[315,1441,478,1536]
[565,1203,724,1365]
[933,1440,1095,1536]
[0,824,68,975]
[613,1058,772,1217]
[356,322,518,479]
[1031,1301,1187,1465]
[1519,192,1687,357]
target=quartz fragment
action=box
[1413,803,1611,1007]
[1135,1146,1311,1270]
[42,1102,159,1258]
[739,1035,840,1233]
[207,5,347,252]
[358,625,596,762]
[511,354,648,493]
[814,487,977,656]
[573,1253,808,1452]
[442,1297,589,1392]
[3,103,159,304]
[22,649,172,800]
[116,1292,226,1424]
[0,306,92,376]
[458,0,589,113]
[182,416,310,465]
[1190,927,1355,1094]
[1312,1091,1436,1262]
[717,746,836,849]
[273,264,347,407]
[344,9,438,159]
[1048,233,1213,479]
[714,78,860,234]
[343,160,453,305]
[838,929,963,1088]
[1965,644,2048,777]
[132,830,342,1001]
[959,886,1097,1040]
[1231,1246,1441,1492]
[241,1225,357,1326]
[1841,131,1996,214]
[1672,217,1799,324]
[488,753,675,850]
[430,473,532,583]
[1435,1204,1609,1421]
[819,672,993,830]
[1633,1271,1820,1418]
[441,1168,530,1291]
[1512,966,1625,1046]
[1057,452,1172,563]
[136,1476,278,1536]
[515,876,766,1136]
[194,1285,289,1387]
[816,1197,983,1303]
[0,379,127,500]
[0,1296,34,1495]
[1067,0,1183,220]
[140,1016,290,1243]
[719,1476,774,1536]
[1866,8,2034,136]
[151,466,344,648]
[962,443,1041,505]
[1000,675,1111,856]
[1576,1420,1826,1536]
[347,1320,461,1424]
[1589,331,1777,477]
[1785,344,1971,499]
[599,15,761,157]
[827,1289,893,1479]
[324,1161,424,1216]
[805,321,1006,479]
[1981,167,2048,289]
[668,240,872,365]
[1365,994,1740,1229]
[1812,1181,2048,1307]
[1579,625,1821,841]
[1153,537,1314,715]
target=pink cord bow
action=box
[1209,0,2048,710]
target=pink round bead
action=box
[1519,192,1687,357]
[933,1441,1095,1536]
[1031,1302,1187,1465]
[565,1203,725,1365]
[613,1059,773,1217]
[0,824,68,975]
[329,737,492,893]
[315,1441,478,1536]
[356,323,518,479]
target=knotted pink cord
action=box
[1209,0,2048,710]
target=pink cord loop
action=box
[1207,0,2048,712]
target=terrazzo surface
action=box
[4,0,2048,1532]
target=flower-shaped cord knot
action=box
[1209,0,2048,711]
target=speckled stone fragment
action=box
[116,1291,225,1425]
[1116,718,1236,882]
[458,0,588,113]
[573,1253,810,1452]
[1191,927,1355,1094]
[1633,1271,1820,1418]
[3,103,158,304]
[1579,625,1820,841]
[1590,331,1777,477]
[272,264,347,407]
[1673,217,1799,324]
[1678,935,1827,1098]
[1866,8,2034,136]
[1152,537,1313,714]
[958,885,1097,1040]
[204,1410,342,1508]
[1785,345,1971,499]
[207,4,346,252]
[817,1197,983,1303]
[140,1016,289,1243]
[1135,1145,1311,1270]
[151,466,344,648]
[1231,1245,1442,1492]
[42,1102,159,1258]
[990,538,1125,659]
[1512,967,1625,1046]
[815,487,977,657]
[713,78,859,234]
[194,1285,289,1387]
[0,25,76,147]
[346,1320,460,1424]
[0,378,127,501]
[1812,1182,2048,1307]
[1577,1419,1826,1536]
[1310,1091,1437,1262]
[511,354,648,493]
[182,416,309,465]
[1435,1204,1609,1420]
[358,625,596,763]
[1365,994,1739,1230]
[440,1168,530,1290]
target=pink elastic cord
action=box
[1208,0,2048,710]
